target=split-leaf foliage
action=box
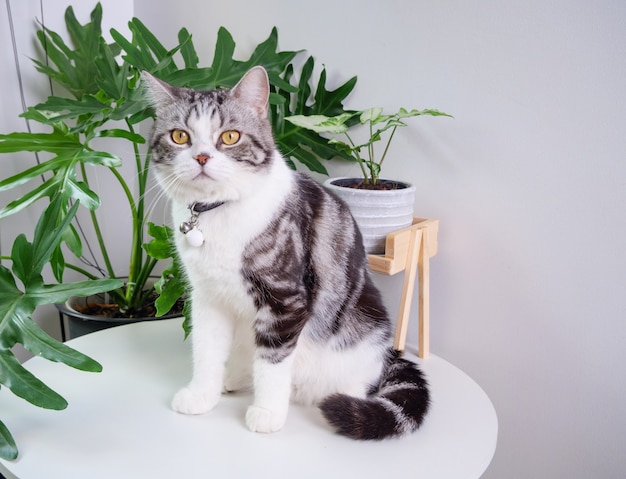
[0,197,122,460]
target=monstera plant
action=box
[0,3,357,460]
[0,196,122,460]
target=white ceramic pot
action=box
[324,177,416,254]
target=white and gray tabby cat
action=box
[142,66,429,439]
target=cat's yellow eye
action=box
[220,130,240,146]
[171,129,189,145]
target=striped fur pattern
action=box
[143,67,430,439]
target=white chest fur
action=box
[172,157,294,310]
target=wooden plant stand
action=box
[367,218,439,358]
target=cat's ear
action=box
[231,66,269,116]
[141,71,177,111]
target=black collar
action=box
[191,201,225,214]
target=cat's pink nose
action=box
[195,154,209,165]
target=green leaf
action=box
[328,138,355,155]
[294,56,314,115]
[129,18,169,63]
[0,180,58,220]
[34,5,108,99]
[277,124,349,174]
[32,28,78,95]
[0,419,18,461]
[143,223,186,317]
[33,28,73,78]
[359,107,384,124]
[287,145,329,175]
[0,158,102,219]
[94,41,125,100]
[178,28,199,68]
[245,27,299,80]
[312,68,358,117]
[209,27,236,85]
[110,27,150,70]
[111,24,162,73]
[65,179,100,210]
[285,114,353,134]
[13,198,78,285]
[182,300,192,340]
[19,107,68,126]
[12,314,103,372]
[162,67,213,89]
[275,60,357,170]
[50,242,66,283]
[32,95,111,118]
[75,149,124,168]
[24,280,123,316]
[154,272,186,317]
[109,90,151,122]
[143,223,175,260]
[0,131,81,155]
[8,235,35,288]
[0,349,67,410]
[411,108,454,118]
[0,133,119,219]
[62,223,83,260]
[0,265,20,308]
[0,196,122,460]
[0,155,72,193]
[370,162,381,178]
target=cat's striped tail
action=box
[319,352,430,440]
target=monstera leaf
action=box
[273,56,357,172]
[111,22,356,174]
[0,196,122,460]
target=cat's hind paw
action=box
[171,387,220,415]
[245,405,287,433]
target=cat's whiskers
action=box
[143,187,171,223]
[158,171,189,201]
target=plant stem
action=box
[79,163,117,279]
[345,131,369,181]
[368,121,376,184]
[378,125,398,171]
[107,165,139,307]
[126,120,149,307]
[65,261,125,303]
[64,262,101,280]
[134,256,159,305]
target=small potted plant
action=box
[287,107,452,254]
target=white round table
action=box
[0,319,497,478]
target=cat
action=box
[142,66,430,439]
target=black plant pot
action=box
[55,279,182,340]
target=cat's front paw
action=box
[171,387,220,415]
[245,405,287,433]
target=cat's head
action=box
[142,67,276,205]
